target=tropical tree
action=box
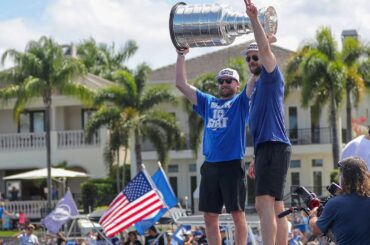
[85,64,184,173]
[86,107,130,192]
[183,57,247,157]
[77,38,138,80]
[341,37,367,141]
[0,36,93,208]
[285,27,347,166]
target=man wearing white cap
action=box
[243,0,292,245]
[175,48,250,244]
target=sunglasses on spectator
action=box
[217,78,233,85]
[246,55,259,63]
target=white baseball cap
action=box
[240,42,259,56]
[216,68,239,82]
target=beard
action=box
[219,87,236,98]
[251,65,262,75]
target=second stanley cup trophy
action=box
[169,2,277,50]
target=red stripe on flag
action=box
[102,191,160,229]
[105,200,163,237]
[99,194,126,224]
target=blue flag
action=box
[135,167,178,235]
[173,225,192,245]
[42,190,79,234]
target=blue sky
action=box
[0,0,369,70]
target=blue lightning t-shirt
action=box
[193,86,249,162]
[249,66,290,151]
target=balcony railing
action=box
[57,130,100,148]
[288,127,333,145]
[0,132,46,150]
[0,130,100,151]
[4,200,58,219]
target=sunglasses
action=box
[246,55,259,63]
[217,78,233,85]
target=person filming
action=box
[309,157,370,245]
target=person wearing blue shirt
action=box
[243,0,292,244]
[176,48,250,244]
[309,157,370,245]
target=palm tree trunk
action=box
[346,87,353,142]
[44,98,52,210]
[121,146,128,187]
[116,150,120,193]
[134,130,142,172]
[330,97,340,168]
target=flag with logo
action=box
[42,190,79,234]
[172,225,192,245]
[135,166,178,234]
[99,171,164,238]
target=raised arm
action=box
[244,0,276,73]
[175,48,197,105]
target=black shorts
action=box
[199,159,246,214]
[255,141,291,201]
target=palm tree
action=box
[85,64,184,173]
[183,57,247,157]
[85,107,130,192]
[77,38,138,80]
[0,36,93,208]
[341,37,366,142]
[285,27,347,166]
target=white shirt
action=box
[18,233,39,245]
[341,135,370,169]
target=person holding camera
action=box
[309,157,370,245]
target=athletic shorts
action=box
[255,141,291,201]
[199,159,246,214]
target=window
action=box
[188,164,196,172]
[290,160,301,168]
[291,172,300,186]
[289,107,298,141]
[312,159,323,167]
[310,106,320,143]
[169,176,178,197]
[18,111,45,133]
[313,171,322,196]
[168,164,179,173]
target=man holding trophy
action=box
[171,0,286,243]
[175,50,250,244]
[243,0,291,245]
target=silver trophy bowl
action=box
[169,2,277,50]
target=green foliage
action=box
[330,169,339,184]
[284,27,348,164]
[77,37,138,80]
[85,64,184,171]
[81,179,116,213]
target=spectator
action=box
[341,125,370,169]
[17,224,39,245]
[145,226,164,245]
[10,186,19,201]
[124,231,142,245]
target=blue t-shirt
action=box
[249,66,290,151]
[0,207,3,218]
[316,193,370,245]
[193,85,249,162]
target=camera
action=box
[278,182,342,218]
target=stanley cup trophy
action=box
[169,2,277,50]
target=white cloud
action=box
[0,0,369,71]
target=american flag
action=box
[99,171,164,237]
